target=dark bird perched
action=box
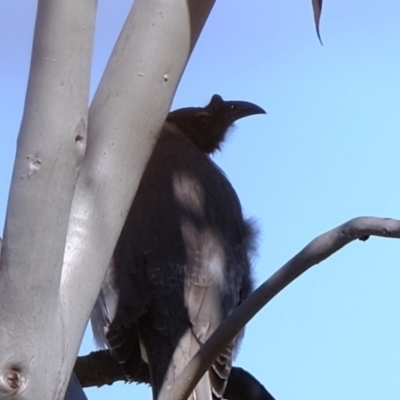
[90,94,265,399]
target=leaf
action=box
[311,0,323,44]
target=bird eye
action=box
[230,105,236,110]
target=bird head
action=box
[167,94,266,154]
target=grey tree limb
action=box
[65,374,88,400]
[59,0,215,392]
[0,1,96,398]
[160,217,400,400]
[0,0,215,399]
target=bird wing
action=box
[91,127,254,398]
[158,171,233,399]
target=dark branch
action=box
[74,350,148,388]
[74,351,275,399]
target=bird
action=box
[90,94,266,399]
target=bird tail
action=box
[157,276,234,400]
[159,326,232,400]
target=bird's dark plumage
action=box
[167,94,265,154]
[91,94,265,399]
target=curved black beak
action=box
[224,100,266,122]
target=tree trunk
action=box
[0,1,214,398]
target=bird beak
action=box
[224,100,266,122]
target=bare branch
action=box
[161,217,400,400]
[0,0,96,398]
[65,374,88,400]
[0,1,215,398]
[74,351,275,400]
[59,0,215,392]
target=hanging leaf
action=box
[311,0,323,44]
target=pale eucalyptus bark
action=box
[0,0,215,399]
[65,374,88,400]
[160,217,400,400]
[0,1,96,399]
[60,1,214,398]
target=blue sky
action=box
[1,1,400,399]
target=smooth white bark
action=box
[0,1,96,399]
[59,0,214,394]
[65,374,88,400]
[0,0,215,398]
[160,217,400,400]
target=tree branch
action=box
[0,1,216,398]
[0,1,96,398]
[59,0,215,396]
[65,373,88,400]
[74,351,275,400]
[160,217,400,400]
